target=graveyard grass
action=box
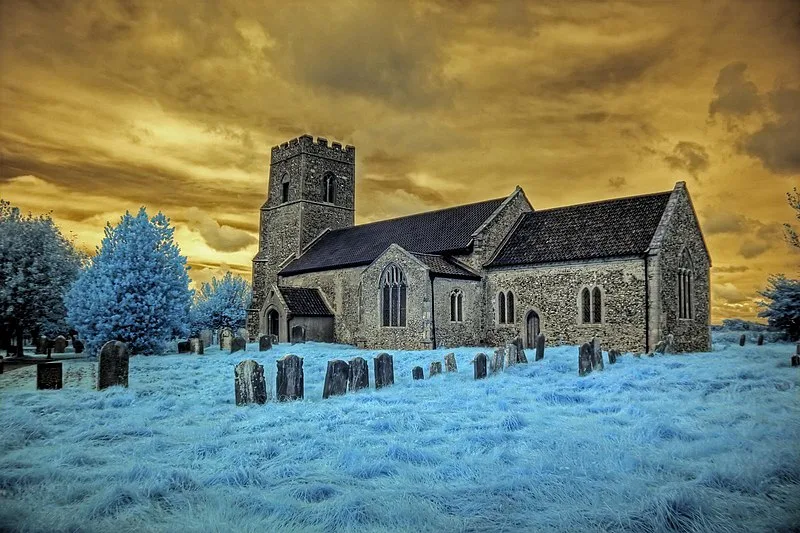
[1,333,799,532]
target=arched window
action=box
[580,286,604,324]
[381,264,407,327]
[581,288,591,324]
[281,174,290,203]
[506,291,515,323]
[450,289,463,322]
[323,173,336,204]
[497,292,506,324]
[592,287,602,324]
[678,249,693,319]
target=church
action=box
[248,134,711,353]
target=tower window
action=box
[281,174,290,203]
[381,264,407,327]
[324,173,336,204]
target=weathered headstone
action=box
[373,353,394,389]
[491,348,505,373]
[412,366,424,380]
[73,339,84,354]
[234,359,267,405]
[37,362,62,389]
[653,339,668,355]
[504,344,518,368]
[258,334,272,352]
[608,349,620,364]
[511,337,528,363]
[591,337,604,371]
[177,341,191,354]
[757,334,764,346]
[535,334,545,361]
[322,360,349,399]
[349,357,369,391]
[290,325,306,344]
[219,327,233,351]
[792,354,800,367]
[276,354,304,401]
[189,338,204,354]
[473,353,487,380]
[97,341,129,390]
[796,342,800,356]
[230,336,246,354]
[444,353,457,372]
[270,334,279,345]
[579,343,593,376]
[739,334,746,347]
[238,328,250,343]
[53,335,67,354]
[200,329,213,349]
[429,361,442,376]
[35,335,48,355]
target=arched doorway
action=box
[267,309,280,339]
[525,311,540,348]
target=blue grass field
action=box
[1,333,799,532]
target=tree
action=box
[0,200,84,355]
[785,187,799,250]
[758,275,800,341]
[65,207,192,355]
[190,272,251,335]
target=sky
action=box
[1,0,798,323]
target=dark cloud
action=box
[714,265,749,273]
[708,62,762,118]
[664,141,710,178]
[741,87,800,174]
[608,176,627,190]
[714,282,749,304]
[703,212,748,235]
[739,239,770,259]
[185,208,257,253]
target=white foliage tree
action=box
[190,272,251,335]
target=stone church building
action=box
[248,134,711,353]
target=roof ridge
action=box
[529,189,673,214]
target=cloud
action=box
[714,282,749,304]
[703,212,748,235]
[708,62,761,118]
[714,265,749,273]
[738,239,770,259]
[608,176,627,190]
[185,207,257,253]
[664,141,710,178]
[741,87,800,175]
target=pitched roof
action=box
[411,253,481,280]
[280,197,505,275]
[489,191,673,267]
[277,286,333,316]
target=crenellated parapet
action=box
[271,134,355,164]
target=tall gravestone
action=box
[412,366,424,380]
[511,337,527,363]
[429,361,442,376]
[373,353,394,389]
[473,353,487,380]
[53,335,67,354]
[97,341,129,390]
[444,353,457,372]
[219,328,233,351]
[323,360,349,399]
[535,334,545,361]
[235,359,267,405]
[177,341,191,354]
[290,325,306,344]
[36,336,48,355]
[230,336,246,354]
[504,344,518,368]
[349,357,369,391]
[37,362,62,389]
[259,335,272,352]
[757,334,764,346]
[579,343,593,377]
[73,339,84,354]
[591,338,604,371]
[276,354,304,401]
[739,334,746,347]
[491,348,505,373]
[189,338,204,354]
[608,349,619,364]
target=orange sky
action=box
[1,0,798,323]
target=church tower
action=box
[247,134,355,334]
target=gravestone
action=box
[535,334,545,361]
[429,361,442,376]
[73,339,84,354]
[491,348,505,373]
[591,338,604,371]
[444,353,457,372]
[348,357,369,391]
[276,354,304,401]
[608,349,620,364]
[373,353,394,389]
[796,343,800,356]
[757,334,764,346]
[258,335,272,352]
[45,338,54,359]
[200,329,213,349]
[0,356,4,374]
[177,341,191,354]
[291,325,306,344]
[97,341,129,390]
[511,337,528,363]
[322,360,349,399]
[412,366,424,380]
[238,328,250,343]
[219,327,233,351]
[36,336,48,355]
[189,338,204,354]
[473,353,487,380]
[37,362,62,389]
[230,336,246,354]
[270,334,279,345]
[792,354,800,367]
[739,334,746,347]
[579,343,593,376]
[53,335,67,354]
[504,344,518,368]
[235,360,267,405]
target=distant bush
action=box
[190,272,251,335]
[758,275,800,341]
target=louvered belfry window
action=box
[381,264,407,327]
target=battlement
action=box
[271,134,355,164]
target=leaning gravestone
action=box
[323,360,349,399]
[373,353,394,389]
[412,366,424,380]
[37,362,62,389]
[349,357,369,391]
[444,353,457,372]
[739,334,746,347]
[53,335,67,354]
[491,348,505,374]
[591,337,604,371]
[97,341,129,390]
[290,325,306,344]
[276,354,304,401]
[429,361,442,377]
[259,335,272,352]
[608,349,620,364]
[579,343,593,377]
[230,336,246,354]
[757,334,764,346]
[189,338,204,354]
[473,353,487,380]
[73,339,84,354]
[177,341,191,354]
[511,337,528,363]
[219,327,233,351]
[235,359,267,405]
[535,334,545,361]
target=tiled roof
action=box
[489,191,672,267]
[411,253,481,280]
[280,198,505,275]
[277,287,333,316]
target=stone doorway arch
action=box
[266,309,280,339]
[525,310,540,348]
